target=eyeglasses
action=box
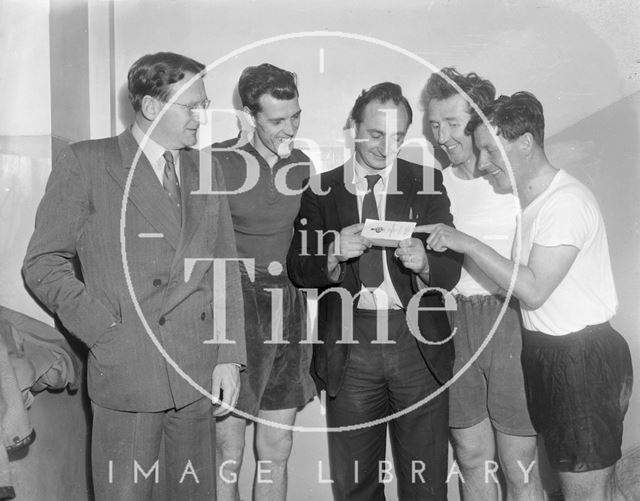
[166,99,211,114]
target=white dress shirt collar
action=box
[131,122,180,183]
[350,157,394,191]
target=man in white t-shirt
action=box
[422,92,633,501]
[421,68,541,501]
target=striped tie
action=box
[162,150,181,222]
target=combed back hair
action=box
[466,91,545,147]
[350,82,413,126]
[128,52,205,112]
[421,67,496,112]
[238,63,298,115]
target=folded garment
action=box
[0,306,80,395]
[0,321,30,499]
[0,306,80,498]
[0,318,32,446]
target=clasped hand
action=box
[329,223,428,274]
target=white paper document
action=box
[361,219,416,247]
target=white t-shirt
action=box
[443,166,519,296]
[517,169,618,335]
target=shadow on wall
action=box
[118,84,135,128]
[412,0,627,135]
[546,91,640,452]
[414,0,630,175]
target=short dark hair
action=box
[466,91,545,147]
[421,67,495,112]
[128,52,205,112]
[238,63,298,115]
[350,82,413,127]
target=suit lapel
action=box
[163,150,216,314]
[385,163,417,301]
[326,165,360,286]
[171,150,210,268]
[106,130,181,249]
[385,163,416,222]
[332,164,359,229]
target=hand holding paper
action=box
[361,219,416,247]
[333,222,370,261]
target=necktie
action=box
[162,150,181,222]
[359,174,384,288]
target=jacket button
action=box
[153,278,162,287]
[201,312,206,321]
[159,316,166,326]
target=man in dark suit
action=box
[23,52,246,501]
[287,82,461,500]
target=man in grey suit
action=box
[23,52,246,500]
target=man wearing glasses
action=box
[23,52,246,500]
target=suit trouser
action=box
[91,397,216,501]
[326,310,449,501]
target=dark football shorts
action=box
[449,295,535,436]
[234,267,315,417]
[521,322,633,472]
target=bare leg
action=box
[216,414,248,501]
[451,418,499,501]
[495,430,543,500]
[613,445,640,500]
[559,465,628,501]
[253,408,297,501]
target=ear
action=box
[140,95,160,121]
[518,132,534,154]
[242,106,256,127]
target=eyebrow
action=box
[428,117,461,125]
[268,109,302,120]
[177,96,208,108]
[367,129,405,137]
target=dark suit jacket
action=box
[23,129,246,412]
[287,159,462,397]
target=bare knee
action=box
[451,426,496,470]
[255,425,293,464]
[497,435,539,489]
[216,418,246,466]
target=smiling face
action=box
[354,99,410,171]
[151,72,208,149]
[427,94,475,171]
[473,122,519,191]
[251,94,301,158]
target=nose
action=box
[283,118,295,137]
[382,136,403,159]
[194,108,208,126]
[437,125,449,145]
[373,135,388,157]
[477,150,491,172]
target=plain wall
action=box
[0,0,51,138]
[0,0,52,321]
[1,2,93,500]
